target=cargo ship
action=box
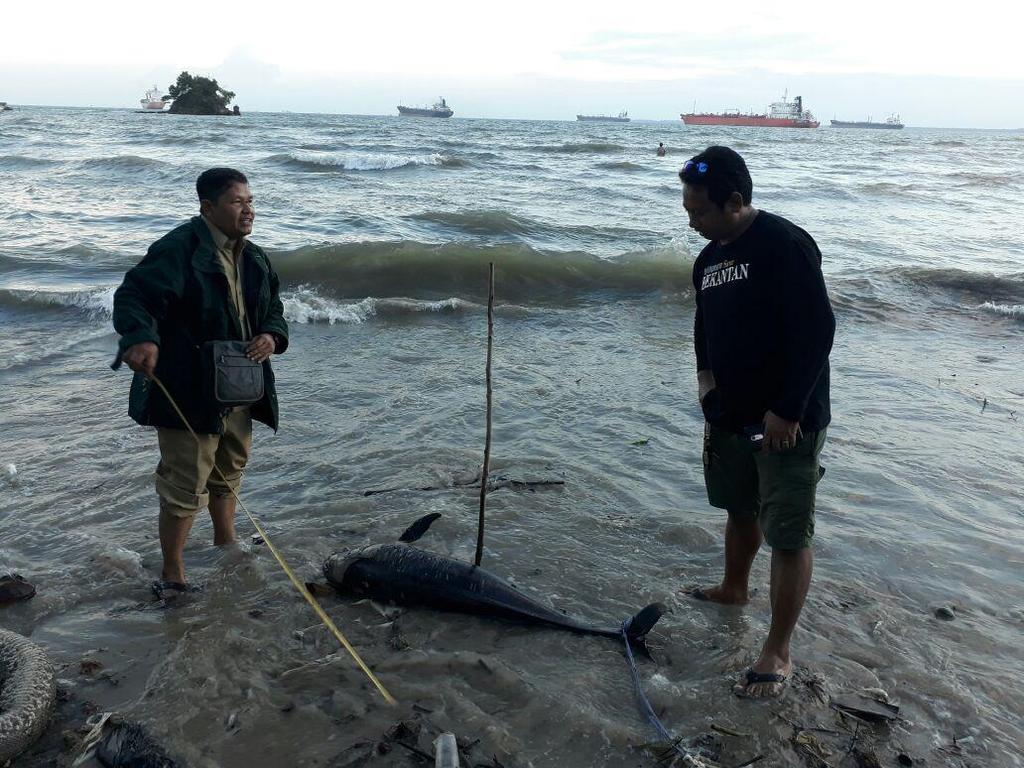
[576,111,630,123]
[139,86,171,112]
[397,98,454,118]
[682,93,818,128]
[831,113,904,129]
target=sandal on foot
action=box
[152,580,201,600]
[733,668,789,698]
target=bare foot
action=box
[161,567,186,585]
[681,584,750,605]
[217,540,251,562]
[733,653,793,698]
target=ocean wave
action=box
[436,138,478,150]
[762,185,859,203]
[0,326,116,374]
[406,209,658,247]
[121,134,226,147]
[978,301,1024,320]
[828,280,899,322]
[271,240,692,302]
[283,287,475,324]
[855,181,916,196]
[933,140,967,147]
[504,162,545,172]
[0,211,47,229]
[153,134,228,146]
[297,142,350,152]
[0,242,690,319]
[0,248,125,276]
[408,210,533,236]
[945,171,1017,187]
[78,155,172,172]
[0,280,480,326]
[0,154,59,170]
[595,161,646,172]
[266,151,465,172]
[535,142,624,154]
[0,285,116,317]
[891,267,1024,303]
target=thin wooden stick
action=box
[475,262,495,567]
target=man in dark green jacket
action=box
[113,168,288,595]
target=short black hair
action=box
[196,167,248,203]
[678,146,752,208]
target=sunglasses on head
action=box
[683,160,709,174]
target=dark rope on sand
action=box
[620,621,694,763]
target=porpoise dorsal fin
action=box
[398,513,442,543]
[624,602,665,639]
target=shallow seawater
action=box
[1,107,1022,767]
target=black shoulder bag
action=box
[202,340,264,408]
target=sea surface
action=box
[1,106,1022,767]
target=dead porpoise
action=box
[320,513,664,642]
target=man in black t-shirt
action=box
[680,146,835,697]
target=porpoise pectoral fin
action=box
[623,602,665,640]
[305,581,335,598]
[398,512,442,543]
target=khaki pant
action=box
[154,408,252,518]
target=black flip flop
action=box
[734,668,789,698]
[151,580,201,600]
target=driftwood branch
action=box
[363,476,564,497]
[732,755,765,768]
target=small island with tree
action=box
[167,72,239,115]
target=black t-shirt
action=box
[693,210,835,433]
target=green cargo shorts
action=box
[702,422,826,550]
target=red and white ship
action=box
[139,86,171,112]
[682,92,819,128]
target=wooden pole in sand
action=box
[474,263,495,567]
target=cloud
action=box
[556,29,849,81]
[2,2,1024,128]
[564,29,817,66]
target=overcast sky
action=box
[2,0,1022,128]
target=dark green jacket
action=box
[113,217,289,433]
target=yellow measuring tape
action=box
[150,375,397,705]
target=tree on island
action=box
[167,72,236,115]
